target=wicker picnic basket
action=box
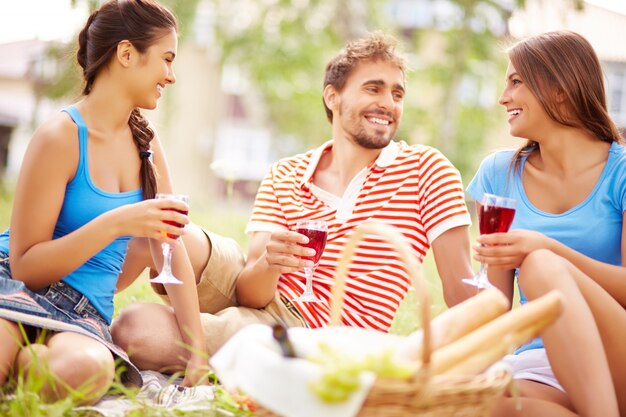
[254,222,511,417]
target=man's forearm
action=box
[236,256,282,308]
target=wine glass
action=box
[150,193,189,285]
[293,219,328,303]
[462,193,516,289]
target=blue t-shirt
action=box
[0,105,143,323]
[467,142,626,352]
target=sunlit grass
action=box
[389,250,446,336]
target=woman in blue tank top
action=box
[468,31,626,416]
[0,0,208,404]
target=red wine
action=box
[479,205,515,235]
[163,208,188,239]
[296,228,328,264]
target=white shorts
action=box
[502,348,564,392]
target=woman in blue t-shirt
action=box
[468,31,625,416]
[0,0,208,405]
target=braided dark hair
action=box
[76,0,177,199]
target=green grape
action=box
[307,342,413,403]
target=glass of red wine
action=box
[150,193,189,285]
[462,193,516,289]
[294,219,328,303]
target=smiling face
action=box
[499,62,554,140]
[127,29,177,110]
[327,60,405,149]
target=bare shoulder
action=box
[21,111,79,179]
[30,112,78,151]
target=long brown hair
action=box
[507,31,623,171]
[76,0,178,199]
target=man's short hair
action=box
[323,31,408,122]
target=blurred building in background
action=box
[0,39,63,181]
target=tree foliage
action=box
[206,0,389,149]
[204,0,586,180]
[41,0,201,104]
[51,0,586,180]
[202,0,520,177]
[408,0,527,177]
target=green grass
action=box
[389,251,446,335]
[0,188,451,416]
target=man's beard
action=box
[353,128,394,149]
[342,106,397,149]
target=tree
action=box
[396,0,583,178]
[410,0,526,177]
[51,0,586,180]
[205,0,388,150]
[202,0,525,177]
[41,0,201,106]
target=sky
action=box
[0,0,625,45]
[0,0,88,44]
[586,0,626,15]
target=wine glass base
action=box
[150,275,183,285]
[461,277,494,289]
[293,293,323,303]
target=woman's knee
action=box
[46,343,114,402]
[518,250,572,298]
[49,343,115,381]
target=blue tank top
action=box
[0,105,143,323]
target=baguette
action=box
[430,288,510,350]
[443,313,557,375]
[398,288,510,362]
[430,290,564,375]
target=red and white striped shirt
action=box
[246,140,470,331]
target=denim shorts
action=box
[37,281,111,339]
[0,251,142,386]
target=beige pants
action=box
[157,230,306,355]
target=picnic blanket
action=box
[77,370,223,417]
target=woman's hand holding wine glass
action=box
[150,193,189,285]
[462,193,516,289]
[474,229,552,271]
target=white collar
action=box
[298,140,400,188]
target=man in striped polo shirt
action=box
[237,31,474,330]
[111,32,475,372]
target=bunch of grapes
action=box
[308,343,414,403]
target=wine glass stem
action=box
[161,242,173,276]
[303,267,314,294]
[477,262,487,283]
